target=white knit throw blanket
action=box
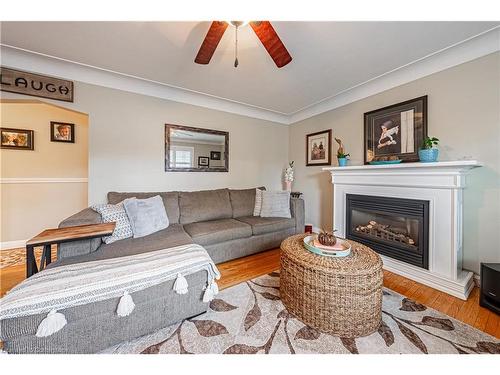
[0,243,220,336]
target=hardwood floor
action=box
[217,249,281,290]
[1,247,499,339]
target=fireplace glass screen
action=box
[346,194,429,269]
[351,210,419,250]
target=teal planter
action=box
[419,148,439,162]
[338,157,348,167]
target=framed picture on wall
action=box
[50,121,75,143]
[0,127,34,150]
[364,96,427,164]
[210,151,221,160]
[198,156,209,167]
[306,129,332,166]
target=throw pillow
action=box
[123,195,169,238]
[260,191,291,218]
[253,188,264,216]
[91,202,133,244]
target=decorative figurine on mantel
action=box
[335,138,350,166]
[284,160,294,191]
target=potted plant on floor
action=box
[419,136,440,162]
[335,138,350,167]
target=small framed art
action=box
[0,127,34,150]
[50,121,75,143]
[210,151,221,160]
[306,129,332,166]
[198,156,209,167]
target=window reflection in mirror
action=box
[165,124,228,172]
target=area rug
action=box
[102,272,500,354]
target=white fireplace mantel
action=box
[323,160,482,300]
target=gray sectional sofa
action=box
[0,187,304,353]
[56,187,305,265]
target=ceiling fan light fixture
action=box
[195,21,292,68]
[228,21,249,28]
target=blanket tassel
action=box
[173,273,188,295]
[203,280,219,303]
[210,280,219,295]
[36,310,67,337]
[116,291,135,317]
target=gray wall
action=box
[2,82,290,205]
[289,52,500,274]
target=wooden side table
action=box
[25,222,115,278]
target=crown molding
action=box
[0,45,290,125]
[1,26,498,126]
[288,27,500,124]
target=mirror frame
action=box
[165,123,229,172]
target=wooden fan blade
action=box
[195,21,228,64]
[250,21,292,68]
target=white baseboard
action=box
[0,240,27,250]
[381,255,474,300]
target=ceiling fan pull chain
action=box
[234,25,239,68]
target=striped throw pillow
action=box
[253,188,264,216]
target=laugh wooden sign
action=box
[0,67,74,102]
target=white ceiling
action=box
[1,21,498,116]
[171,129,225,144]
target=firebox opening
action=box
[346,194,429,269]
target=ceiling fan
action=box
[194,21,292,68]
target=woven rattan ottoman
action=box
[280,234,383,338]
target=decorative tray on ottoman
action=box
[303,235,351,257]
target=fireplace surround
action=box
[324,161,481,300]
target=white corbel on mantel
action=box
[323,160,482,300]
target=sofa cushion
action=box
[48,224,193,268]
[1,270,208,353]
[204,227,296,264]
[58,208,103,258]
[123,196,169,238]
[179,188,232,224]
[184,219,252,246]
[59,207,102,227]
[91,202,133,244]
[260,191,291,218]
[253,188,264,216]
[236,216,295,236]
[108,191,180,224]
[229,187,265,218]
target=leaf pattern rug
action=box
[102,272,500,354]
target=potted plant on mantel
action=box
[419,136,440,162]
[335,138,350,167]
